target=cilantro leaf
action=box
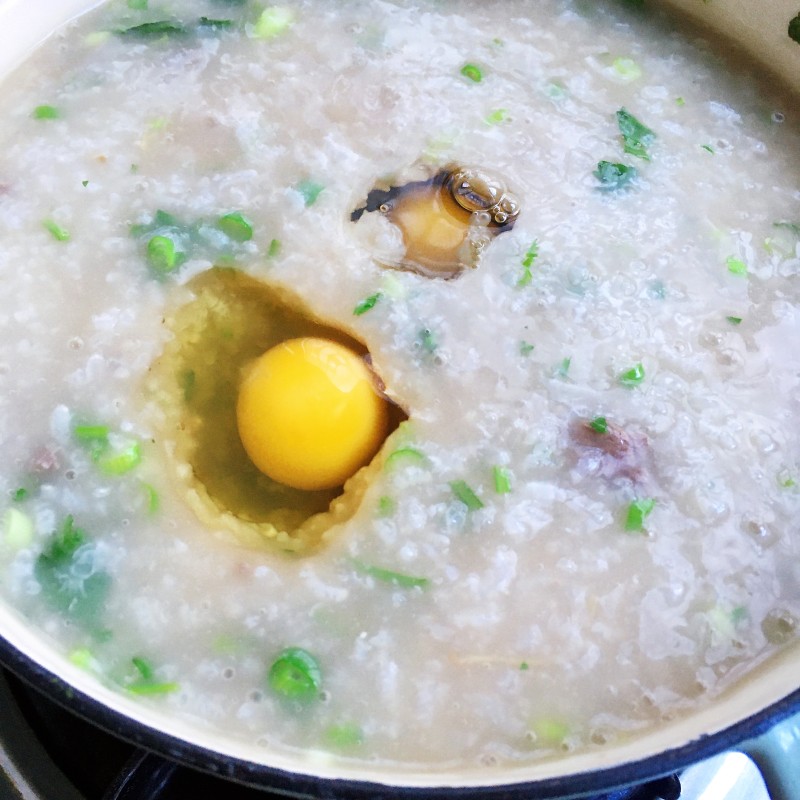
[594,160,637,190]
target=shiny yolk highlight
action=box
[236,337,389,491]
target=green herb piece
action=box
[253,6,294,38]
[268,647,321,701]
[493,465,512,494]
[612,57,641,80]
[726,316,743,325]
[520,661,530,671]
[778,468,796,488]
[518,240,539,287]
[624,497,655,532]
[267,238,281,257]
[296,179,324,206]
[726,256,747,276]
[352,559,429,589]
[450,479,484,511]
[81,180,89,188]
[589,416,608,434]
[545,80,567,101]
[616,108,655,161]
[199,17,234,29]
[701,144,714,154]
[460,63,483,82]
[74,423,110,460]
[675,96,686,107]
[531,717,570,745]
[127,0,147,8]
[12,488,29,502]
[68,648,98,671]
[773,221,800,236]
[142,482,160,514]
[127,657,179,695]
[325,723,363,748]
[353,292,383,316]
[377,495,395,517]
[43,219,70,242]
[117,20,186,38]
[217,211,253,242]
[97,441,141,476]
[384,446,427,470]
[520,340,535,356]
[485,107,509,125]
[1,508,34,551]
[619,363,645,387]
[147,235,185,277]
[34,516,111,631]
[418,328,437,354]
[789,13,800,44]
[594,160,637,190]
[557,356,572,378]
[32,105,60,120]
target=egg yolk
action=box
[236,337,390,491]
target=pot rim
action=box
[1,629,799,798]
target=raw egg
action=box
[237,337,389,491]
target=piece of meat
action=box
[568,418,651,485]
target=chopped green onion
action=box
[74,423,110,444]
[557,356,572,378]
[701,144,714,154]
[267,238,281,257]
[726,256,747,276]
[43,219,70,242]
[778,468,796,488]
[12,488,29,502]
[296,179,324,206]
[353,292,383,316]
[493,465,512,494]
[147,235,184,277]
[531,717,570,745]
[485,107,509,125]
[418,328,437,354]
[460,63,483,82]
[773,221,800,236]
[132,656,155,681]
[790,13,800,45]
[325,723,363,748]
[98,441,141,476]
[142,483,160,514]
[199,17,234,29]
[268,647,321,700]
[377,495,395,517]
[520,661,529,671]
[520,340,535,356]
[589,416,608,434]
[612,57,641,81]
[127,656,179,694]
[594,160,637,190]
[616,108,655,161]
[726,316,743,325]
[68,648,98,670]
[518,240,539,287]
[352,559,429,589]
[624,497,655,532]
[127,0,148,8]
[1,508,34,551]
[384,446,427,470]
[675,96,686,107]
[450,479,484,511]
[619,363,645,387]
[32,105,60,120]
[217,211,253,242]
[81,180,89,187]
[117,20,186,38]
[253,6,294,39]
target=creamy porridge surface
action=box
[0,0,799,770]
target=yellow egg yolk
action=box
[236,337,390,491]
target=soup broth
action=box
[1,0,799,770]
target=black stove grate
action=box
[0,668,680,800]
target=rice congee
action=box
[1,0,800,770]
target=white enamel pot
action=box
[0,1,799,798]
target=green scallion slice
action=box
[33,105,60,120]
[485,107,509,125]
[619,363,645,387]
[384,446,427,470]
[493,465,512,494]
[589,416,608,434]
[624,497,655,532]
[726,256,747,276]
[217,211,253,242]
[43,219,70,242]
[352,559,429,589]
[267,238,281,257]
[616,108,655,161]
[594,160,637,190]
[296,179,324,206]
[253,6,294,39]
[147,235,183,276]
[460,63,483,82]
[353,292,383,316]
[726,316,743,325]
[450,479,484,511]
[268,647,321,701]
